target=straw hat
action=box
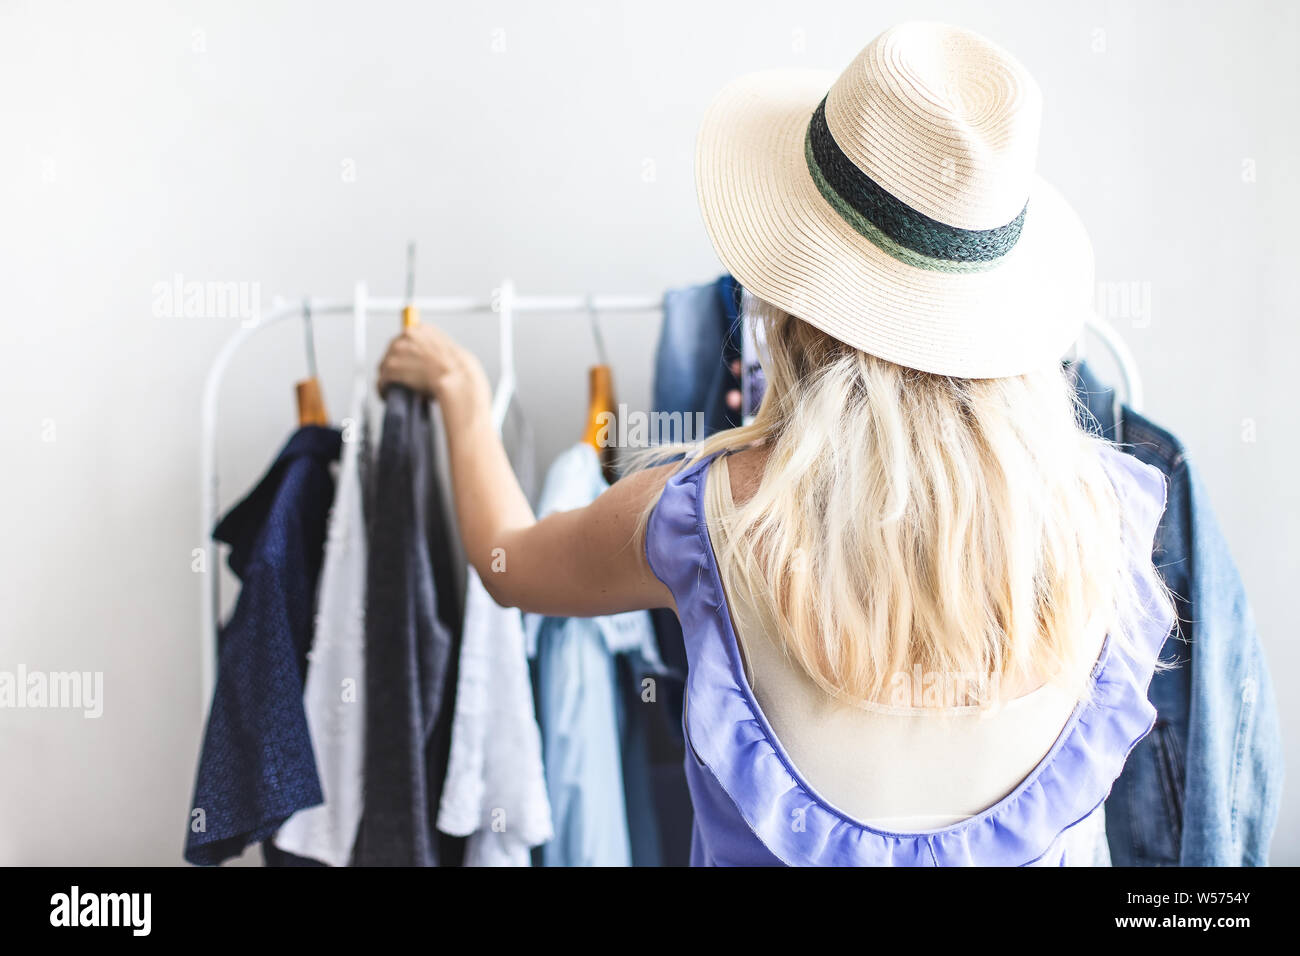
[694,21,1093,379]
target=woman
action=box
[378,22,1176,866]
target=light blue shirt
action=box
[523,443,663,866]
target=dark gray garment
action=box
[354,387,464,866]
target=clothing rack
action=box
[198,282,665,711]
[198,280,1142,709]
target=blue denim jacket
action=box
[654,275,743,437]
[1071,362,1283,865]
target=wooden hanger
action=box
[581,296,617,481]
[295,300,329,426]
[401,241,419,331]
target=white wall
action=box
[1,0,1295,865]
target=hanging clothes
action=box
[436,567,553,865]
[436,396,549,865]
[1070,360,1282,865]
[653,274,744,437]
[185,426,341,866]
[523,442,664,867]
[273,400,374,866]
[353,387,464,867]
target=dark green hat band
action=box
[805,96,1027,274]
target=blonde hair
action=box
[643,291,1171,708]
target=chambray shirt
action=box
[523,443,664,867]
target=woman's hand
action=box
[374,317,670,616]
[377,322,492,430]
[375,319,673,618]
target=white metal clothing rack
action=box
[198,280,1142,708]
[198,281,666,710]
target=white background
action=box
[1,0,1296,865]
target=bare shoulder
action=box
[724,444,769,508]
[606,458,679,508]
[605,445,767,516]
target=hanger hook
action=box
[586,294,609,366]
[302,298,318,379]
[404,241,416,304]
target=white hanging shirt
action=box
[273,401,371,865]
[436,566,554,865]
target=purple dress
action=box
[644,445,1175,866]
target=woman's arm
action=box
[378,322,675,617]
